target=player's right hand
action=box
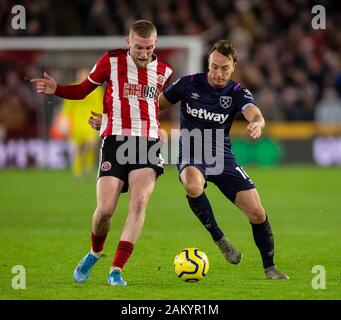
[88,111,102,131]
[30,72,57,94]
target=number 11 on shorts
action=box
[235,166,250,180]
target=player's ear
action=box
[207,54,212,70]
[125,37,130,48]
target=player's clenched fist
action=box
[31,72,57,94]
[88,111,102,131]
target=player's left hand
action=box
[247,122,262,139]
[88,111,102,131]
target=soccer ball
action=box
[174,248,209,282]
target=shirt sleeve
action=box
[163,76,189,104]
[55,79,97,100]
[163,69,174,89]
[235,88,257,112]
[88,52,110,85]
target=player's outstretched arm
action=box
[31,72,57,94]
[32,73,98,100]
[242,106,265,139]
[88,111,102,131]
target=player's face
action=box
[126,32,157,68]
[207,51,236,88]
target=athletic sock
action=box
[250,215,275,268]
[187,193,224,241]
[112,240,134,270]
[91,232,107,256]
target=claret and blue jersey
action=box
[164,73,256,136]
[163,72,257,199]
[163,72,257,157]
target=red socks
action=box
[112,240,135,269]
[91,234,134,270]
[91,232,107,253]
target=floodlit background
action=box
[0,0,340,300]
[1,0,341,167]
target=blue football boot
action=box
[107,267,127,286]
[74,251,100,283]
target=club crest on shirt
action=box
[101,161,111,172]
[157,75,165,85]
[220,96,232,109]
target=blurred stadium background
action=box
[1,0,341,167]
[0,0,341,300]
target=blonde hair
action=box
[129,20,157,38]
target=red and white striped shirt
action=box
[88,49,173,139]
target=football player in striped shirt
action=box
[31,20,173,286]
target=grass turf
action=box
[0,166,340,300]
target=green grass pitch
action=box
[0,165,340,300]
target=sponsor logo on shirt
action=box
[186,103,229,124]
[123,83,158,100]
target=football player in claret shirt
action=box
[89,40,288,280]
[31,20,173,286]
[160,40,288,279]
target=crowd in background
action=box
[1,0,341,139]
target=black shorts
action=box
[98,135,164,193]
[177,154,255,202]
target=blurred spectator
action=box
[1,0,340,125]
[51,68,103,177]
[256,87,285,121]
[280,86,303,121]
[0,68,36,139]
[0,87,7,140]
[315,87,341,124]
[0,95,28,138]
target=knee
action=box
[184,181,204,198]
[245,204,266,224]
[95,205,114,222]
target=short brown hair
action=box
[130,20,157,38]
[208,40,238,63]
